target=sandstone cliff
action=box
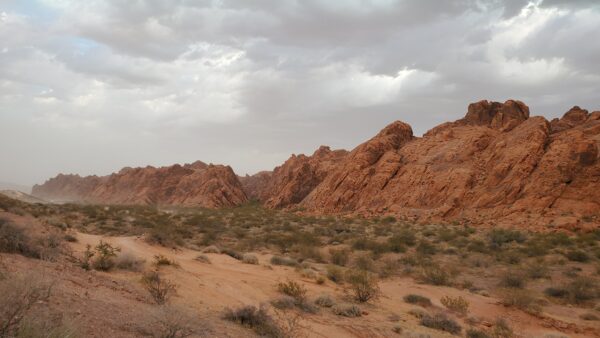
[295,100,599,227]
[32,162,248,208]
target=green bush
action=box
[92,241,121,271]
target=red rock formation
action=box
[32,162,247,208]
[238,171,272,201]
[295,100,599,228]
[240,146,349,208]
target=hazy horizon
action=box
[1,0,599,187]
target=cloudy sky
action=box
[1,0,599,188]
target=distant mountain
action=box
[0,181,31,193]
[32,161,247,208]
[0,190,48,204]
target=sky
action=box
[1,0,599,188]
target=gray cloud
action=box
[0,0,599,188]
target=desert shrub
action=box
[440,296,469,316]
[488,229,526,249]
[389,229,416,248]
[544,287,569,298]
[416,240,438,255]
[80,244,95,270]
[0,219,40,258]
[271,296,296,310]
[491,318,513,338]
[276,280,307,302]
[194,254,211,264]
[201,245,220,254]
[147,222,183,247]
[332,304,362,317]
[221,248,243,260]
[497,250,522,265]
[242,254,259,265]
[326,265,345,283]
[499,288,541,315]
[0,274,53,337]
[379,257,400,278]
[153,254,178,268]
[420,312,462,335]
[352,252,376,271]
[141,271,177,305]
[408,308,427,319]
[403,294,431,307]
[564,250,590,262]
[466,328,490,338]
[116,252,145,271]
[92,241,121,271]
[525,260,549,279]
[467,239,488,253]
[580,312,599,321]
[314,294,335,308]
[270,255,298,267]
[329,247,350,266]
[223,305,283,338]
[346,270,380,303]
[63,233,77,242]
[316,275,326,284]
[152,306,198,338]
[566,277,598,303]
[498,271,526,289]
[419,265,452,286]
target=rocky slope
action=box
[240,100,598,228]
[32,161,248,208]
[240,146,349,208]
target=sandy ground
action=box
[61,232,600,338]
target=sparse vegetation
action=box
[115,252,145,271]
[440,295,469,316]
[92,240,121,271]
[420,312,462,335]
[242,253,259,265]
[142,271,178,305]
[0,273,53,337]
[403,294,431,307]
[332,304,362,317]
[223,305,284,338]
[270,255,298,267]
[153,254,179,268]
[276,280,307,302]
[345,269,380,302]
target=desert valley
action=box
[2,100,600,338]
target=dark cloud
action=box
[0,0,599,187]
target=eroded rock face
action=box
[242,146,349,208]
[32,163,248,208]
[291,100,599,227]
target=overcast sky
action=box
[1,0,599,188]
